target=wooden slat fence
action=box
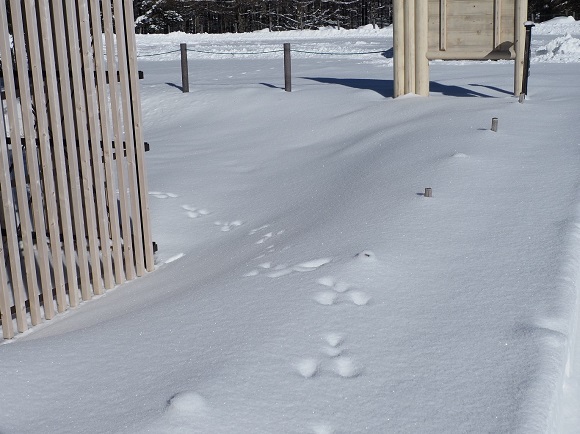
[0,0,154,339]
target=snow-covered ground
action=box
[1,18,580,434]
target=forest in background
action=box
[134,0,579,34]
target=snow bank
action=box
[535,34,580,63]
[534,17,580,36]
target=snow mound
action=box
[542,16,577,25]
[534,17,580,35]
[535,34,580,63]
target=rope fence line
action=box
[138,42,390,95]
[137,49,181,57]
[137,46,386,58]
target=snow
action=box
[2,18,580,434]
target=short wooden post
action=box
[393,0,405,97]
[491,117,499,132]
[284,43,291,92]
[424,188,432,197]
[180,43,189,93]
[519,93,525,103]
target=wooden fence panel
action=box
[124,0,155,272]
[37,0,77,313]
[0,0,154,339]
[102,0,132,284]
[0,0,34,333]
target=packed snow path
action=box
[1,20,580,434]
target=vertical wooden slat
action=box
[494,0,502,48]
[89,0,124,287]
[77,0,114,293]
[415,0,429,96]
[393,0,405,97]
[37,0,76,313]
[103,0,133,282]
[22,0,62,320]
[0,236,14,339]
[6,0,44,327]
[124,0,155,272]
[113,0,142,278]
[51,0,90,306]
[0,47,16,339]
[63,0,103,299]
[440,0,447,51]
[404,0,416,94]
[0,0,30,333]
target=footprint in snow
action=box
[296,358,319,378]
[314,291,338,306]
[332,356,363,378]
[249,225,270,235]
[250,225,285,245]
[244,258,332,278]
[311,424,335,434]
[315,276,371,306]
[296,335,363,378]
[214,220,243,232]
[149,191,179,199]
[322,333,344,357]
[182,205,210,219]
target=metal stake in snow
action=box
[284,43,292,92]
[491,117,499,132]
[180,43,189,93]
[424,188,432,198]
[522,21,535,96]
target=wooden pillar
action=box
[393,0,405,97]
[415,0,429,96]
[514,0,528,95]
[403,0,415,95]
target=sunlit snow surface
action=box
[1,18,580,434]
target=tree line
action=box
[134,0,393,34]
[133,0,579,34]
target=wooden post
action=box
[403,0,415,95]
[393,0,405,97]
[424,188,432,197]
[491,117,499,132]
[180,43,189,93]
[414,0,429,96]
[514,0,527,95]
[284,43,291,92]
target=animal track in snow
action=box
[296,335,363,379]
[149,191,179,199]
[325,333,344,348]
[296,358,319,378]
[315,276,371,306]
[244,258,332,278]
[249,225,285,245]
[348,291,372,306]
[249,225,269,235]
[314,291,338,306]
[311,423,335,434]
[332,356,362,378]
[166,391,209,416]
[181,205,210,219]
[214,220,243,232]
